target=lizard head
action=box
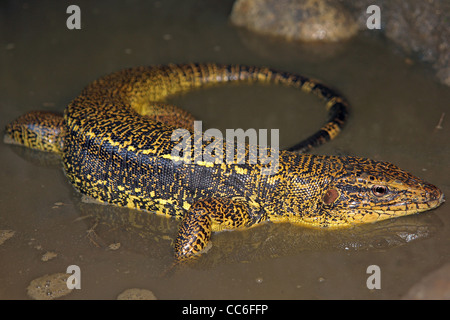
[302,156,444,227]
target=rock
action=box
[344,0,450,87]
[230,0,358,42]
[230,0,450,86]
[0,230,15,245]
[41,251,58,261]
[383,0,450,86]
[117,288,157,300]
[403,263,450,299]
[27,273,73,300]
[107,242,121,250]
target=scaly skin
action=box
[3,63,444,261]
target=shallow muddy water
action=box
[0,0,449,299]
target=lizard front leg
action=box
[174,198,250,261]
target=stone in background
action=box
[230,0,450,86]
[230,0,359,42]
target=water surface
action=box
[0,0,449,299]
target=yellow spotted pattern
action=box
[4,63,444,261]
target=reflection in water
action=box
[73,190,441,269]
[7,144,62,168]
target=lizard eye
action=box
[372,185,388,197]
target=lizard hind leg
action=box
[174,198,250,261]
[4,111,64,153]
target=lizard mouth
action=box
[397,190,444,214]
[374,188,445,220]
[343,189,445,225]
